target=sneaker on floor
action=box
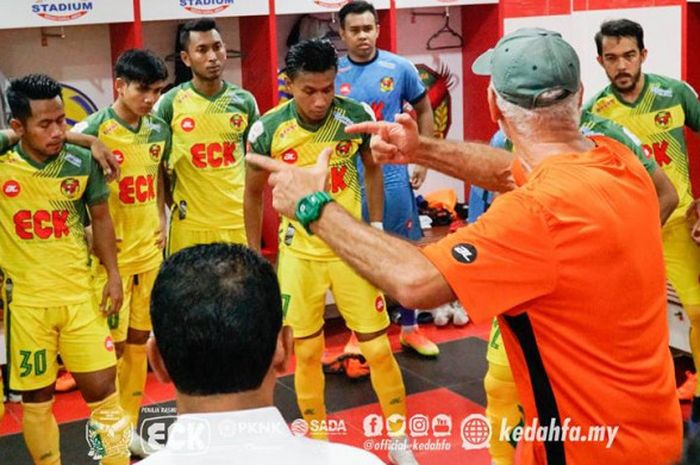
[343,354,370,379]
[388,436,420,465]
[129,428,151,458]
[400,329,439,357]
[55,371,77,392]
[678,370,697,401]
[451,302,469,326]
[432,303,452,327]
[8,391,22,403]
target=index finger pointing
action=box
[246,153,289,173]
[345,121,388,135]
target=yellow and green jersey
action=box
[155,81,259,230]
[249,97,374,260]
[0,142,109,306]
[585,73,700,223]
[73,107,171,275]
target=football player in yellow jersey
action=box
[155,17,259,254]
[71,49,170,458]
[246,39,416,465]
[585,19,700,430]
[1,74,129,464]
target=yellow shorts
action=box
[94,267,159,342]
[167,224,247,256]
[486,318,510,367]
[5,299,116,391]
[277,251,390,338]
[663,218,700,306]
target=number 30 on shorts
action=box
[19,349,48,377]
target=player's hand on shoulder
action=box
[91,139,121,182]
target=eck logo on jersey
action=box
[335,140,353,158]
[380,77,395,93]
[32,1,94,22]
[60,178,80,199]
[655,110,673,129]
[179,0,235,15]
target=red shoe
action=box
[343,355,370,379]
[55,371,77,393]
[678,370,697,401]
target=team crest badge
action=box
[417,63,455,139]
[60,178,80,199]
[335,140,353,157]
[380,76,395,92]
[654,110,672,129]
[230,113,244,129]
[149,144,162,162]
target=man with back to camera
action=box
[155,17,259,255]
[245,38,419,465]
[139,242,384,464]
[336,1,439,358]
[248,28,683,465]
[584,19,700,424]
[0,74,130,465]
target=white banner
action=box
[0,0,134,29]
[275,0,390,15]
[395,0,496,8]
[141,0,269,22]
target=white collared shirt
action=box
[138,407,384,464]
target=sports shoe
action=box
[55,371,77,392]
[400,329,439,357]
[388,436,420,465]
[432,303,452,327]
[343,355,370,379]
[451,302,470,326]
[678,370,697,401]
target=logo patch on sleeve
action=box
[451,244,477,264]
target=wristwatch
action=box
[295,191,334,234]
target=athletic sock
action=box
[294,333,327,440]
[87,392,130,465]
[22,398,60,465]
[484,361,522,465]
[359,334,406,436]
[118,343,147,428]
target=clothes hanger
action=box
[426,8,464,51]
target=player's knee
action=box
[22,385,55,404]
[294,334,324,366]
[358,333,392,365]
[126,328,150,345]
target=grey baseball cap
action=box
[472,28,580,109]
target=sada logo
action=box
[180,0,235,15]
[32,1,94,22]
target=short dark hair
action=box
[595,19,645,56]
[285,38,338,80]
[338,1,378,28]
[7,74,62,122]
[179,17,219,51]
[150,243,283,396]
[114,49,168,85]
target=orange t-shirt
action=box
[423,136,681,465]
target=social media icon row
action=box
[362,414,453,438]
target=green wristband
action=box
[295,191,334,235]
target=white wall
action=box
[0,24,114,108]
[504,5,682,103]
[397,6,466,201]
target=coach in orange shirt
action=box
[248,29,682,465]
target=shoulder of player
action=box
[259,99,294,124]
[644,73,696,99]
[143,114,171,135]
[334,96,373,120]
[60,143,95,172]
[583,86,614,112]
[73,107,110,135]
